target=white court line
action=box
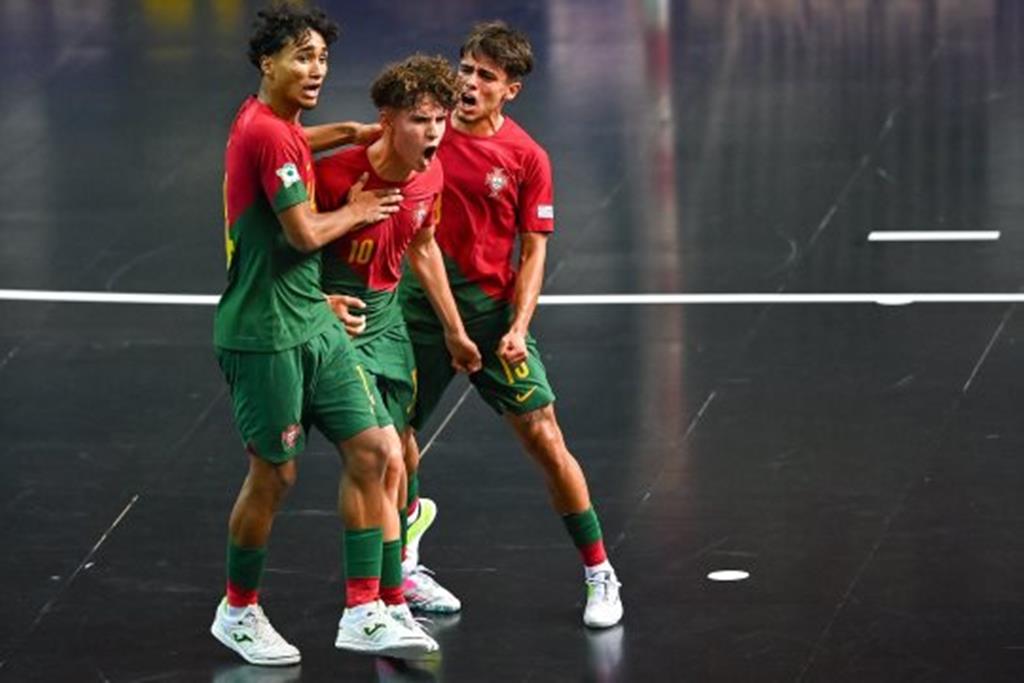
[0,290,220,305]
[868,230,1000,242]
[3,289,1024,306]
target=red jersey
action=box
[434,116,554,313]
[316,146,443,339]
[214,96,334,352]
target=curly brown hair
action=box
[370,54,459,111]
[460,21,533,81]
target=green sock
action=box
[344,528,383,579]
[561,507,603,547]
[226,538,267,603]
[382,540,403,591]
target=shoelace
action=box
[411,565,443,588]
[249,606,290,648]
[586,572,622,600]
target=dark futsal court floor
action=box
[3,1,1024,681]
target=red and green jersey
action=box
[401,115,554,328]
[316,146,443,345]
[214,96,335,352]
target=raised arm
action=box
[303,122,381,153]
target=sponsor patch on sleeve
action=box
[537,204,554,219]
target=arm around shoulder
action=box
[277,173,403,253]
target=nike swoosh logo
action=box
[515,387,538,403]
[363,623,386,637]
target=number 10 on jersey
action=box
[348,238,375,264]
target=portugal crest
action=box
[280,424,302,451]
[413,201,429,229]
[485,167,509,198]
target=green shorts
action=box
[216,322,392,463]
[352,324,417,433]
[408,326,555,431]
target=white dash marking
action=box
[868,230,1000,242]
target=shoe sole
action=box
[583,607,624,629]
[210,623,301,666]
[334,636,438,660]
[406,600,462,614]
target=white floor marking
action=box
[867,230,1000,242]
[707,570,750,582]
[4,289,1024,306]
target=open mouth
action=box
[460,93,477,107]
[423,145,438,161]
[302,84,321,98]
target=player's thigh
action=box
[407,333,457,432]
[216,345,307,463]
[367,327,418,432]
[307,326,392,444]
[473,333,556,416]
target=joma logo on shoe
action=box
[232,632,254,644]
[363,623,386,637]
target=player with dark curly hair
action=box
[210,3,436,666]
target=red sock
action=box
[226,581,258,607]
[346,578,380,608]
[580,539,608,567]
[380,585,405,606]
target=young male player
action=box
[210,4,436,665]
[316,52,480,630]
[398,21,624,628]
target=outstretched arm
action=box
[407,227,482,373]
[303,122,381,153]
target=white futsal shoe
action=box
[210,598,301,666]
[334,599,438,659]
[583,568,624,628]
[403,565,462,613]
[387,602,440,651]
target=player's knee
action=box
[274,462,298,490]
[347,430,402,482]
[248,450,298,494]
[401,429,420,472]
[515,405,563,454]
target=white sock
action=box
[585,560,613,579]
[226,603,250,620]
[346,599,382,619]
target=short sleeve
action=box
[251,123,309,213]
[517,148,554,234]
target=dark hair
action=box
[459,20,533,81]
[370,54,459,111]
[247,2,339,68]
